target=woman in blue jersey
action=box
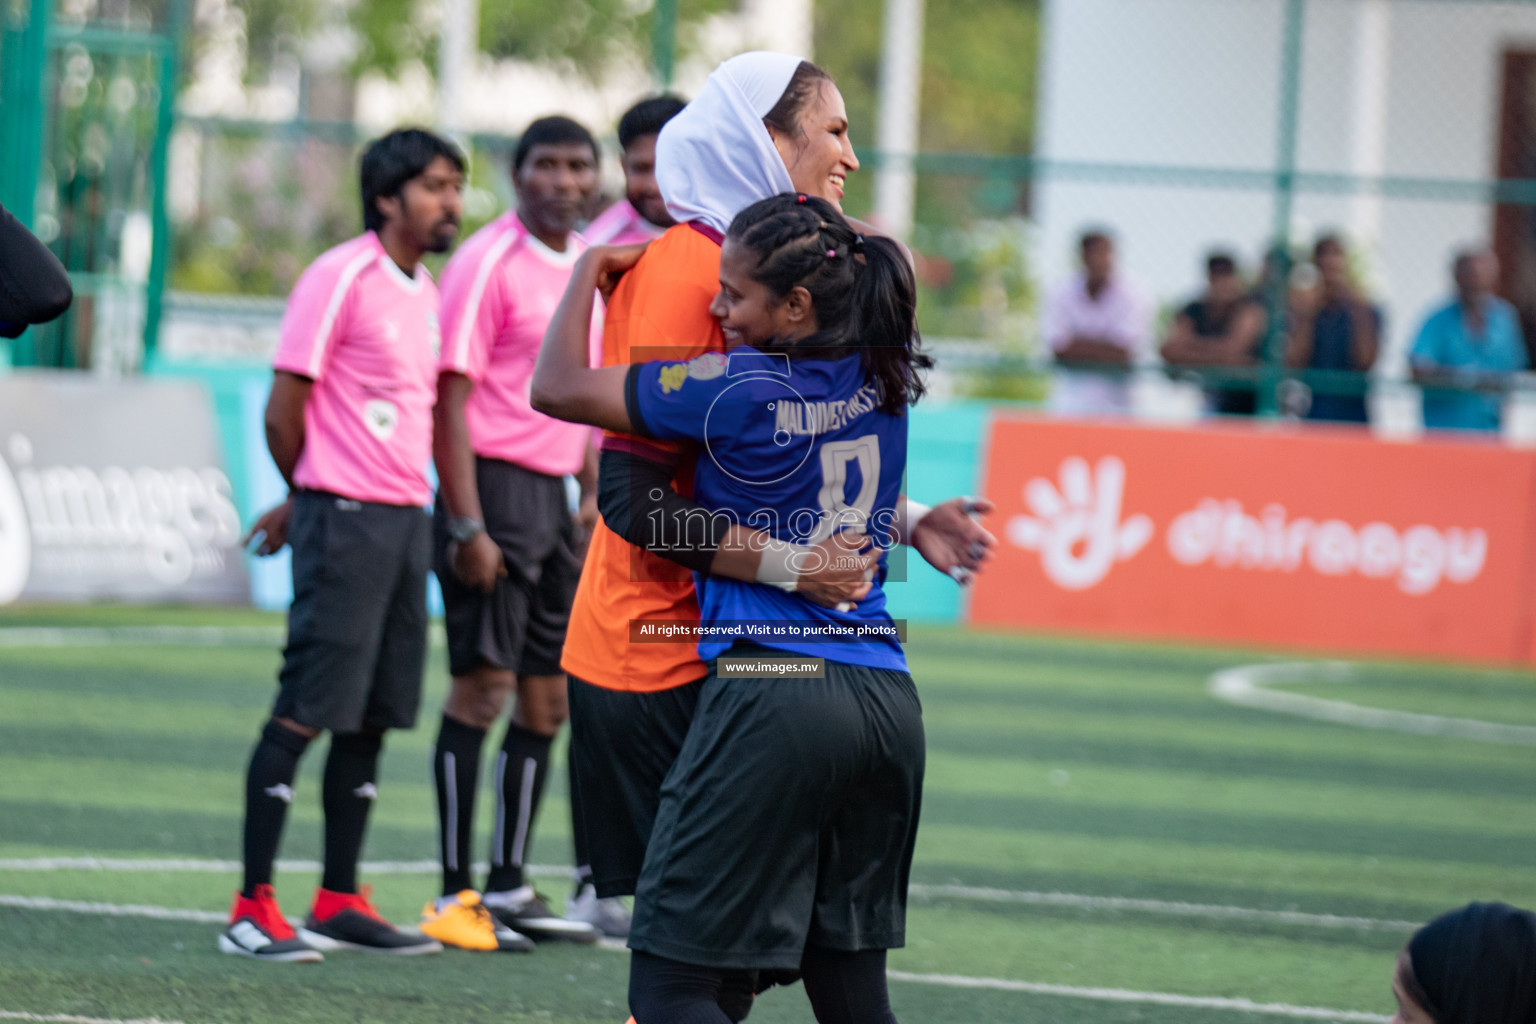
[534,192,927,1024]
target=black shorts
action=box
[273,491,431,733]
[567,673,704,898]
[628,643,925,971]
[434,458,581,678]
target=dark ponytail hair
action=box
[725,193,930,413]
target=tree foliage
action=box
[813,0,1040,222]
[224,0,735,83]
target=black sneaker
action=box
[218,885,324,963]
[482,885,599,943]
[298,886,443,955]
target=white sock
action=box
[481,884,534,907]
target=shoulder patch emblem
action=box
[687,351,728,381]
[658,363,689,394]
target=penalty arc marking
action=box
[1209,661,1536,746]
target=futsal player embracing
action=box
[417,116,605,951]
[536,193,936,1024]
[222,128,463,962]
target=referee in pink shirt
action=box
[220,129,463,963]
[419,116,606,951]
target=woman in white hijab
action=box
[553,50,987,1024]
[654,50,859,233]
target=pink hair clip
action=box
[827,248,837,258]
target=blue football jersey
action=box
[629,346,908,671]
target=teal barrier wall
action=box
[147,357,266,525]
[890,401,990,624]
[149,359,990,624]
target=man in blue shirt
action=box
[1410,249,1528,432]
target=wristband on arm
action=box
[893,498,932,547]
[755,537,807,594]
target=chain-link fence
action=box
[1,0,182,371]
[922,0,1536,433]
[8,0,1536,434]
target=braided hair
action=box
[725,193,931,413]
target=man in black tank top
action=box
[1160,251,1266,415]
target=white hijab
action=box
[656,51,803,235]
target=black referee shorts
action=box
[567,673,704,898]
[628,643,926,971]
[273,491,431,733]
[434,457,581,678]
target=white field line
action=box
[0,625,448,649]
[904,884,1417,932]
[0,894,224,924]
[0,857,565,878]
[0,896,1387,1023]
[0,857,1415,932]
[886,971,1388,1022]
[0,626,283,648]
[0,1013,214,1024]
[1209,661,1536,747]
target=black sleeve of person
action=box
[0,201,73,339]
[623,364,655,439]
[597,447,728,575]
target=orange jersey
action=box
[561,224,724,692]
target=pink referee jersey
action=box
[583,198,665,247]
[273,231,440,507]
[438,211,603,477]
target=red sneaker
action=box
[300,885,442,955]
[219,884,323,962]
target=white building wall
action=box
[1035,0,1536,375]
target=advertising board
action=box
[0,373,249,604]
[971,417,1536,663]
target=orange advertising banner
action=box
[970,416,1536,664]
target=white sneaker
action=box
[566,882,632,939]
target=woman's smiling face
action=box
[769,80,860,211]
[708,238,814,350]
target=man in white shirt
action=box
[1043,230,1151,416]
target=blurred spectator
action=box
[1043,229,1150,416]
[1409,248,1527,433]
[584,95,686,246]
[0,200,72,339]
[1160,250,1266,415]
[1390,901,1536,1024]
[1285,234,1380,423]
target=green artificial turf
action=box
[1,606,1532,1023]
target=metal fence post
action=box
[143,0,186,365]
[652,0,677,90]
[1259,0,1306,418]
[0,0,49,366]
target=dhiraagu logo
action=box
[1006,453,1490,597]
[0,434,33,604]
[1006,456,1153,590]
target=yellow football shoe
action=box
[419,890,533,952]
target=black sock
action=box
[484,722,552,893]
[241,720,311,897]
[569,747,593,896]
[320,730,384,894]
[433,714,486,895]
[629,951,743,1024]
[800,947,897,1024]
